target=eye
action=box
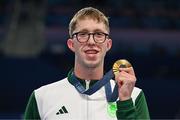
[94,32,104,38]
[78,32,88,37]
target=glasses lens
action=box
[77,32,89,43]
[94,32,106,43]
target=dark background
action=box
[0,0,180,119]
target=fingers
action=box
[119,70,135,79]
[115,67,137,84]
[114,66,137,101]
[117,71,136,82]
[119,67,135,76]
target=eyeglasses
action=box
[72,32,109,43]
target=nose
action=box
[88,34,95,44]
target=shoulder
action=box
[34,77,70,97]
[131,87,142,103]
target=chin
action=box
[84,60,101,68]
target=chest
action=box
[39,87,117,120]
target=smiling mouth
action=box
[84,50,99,54]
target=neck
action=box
[74,63,103,80]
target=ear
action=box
[67,39,75,52]
[106,39,112,51]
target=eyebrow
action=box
[78,28,107,33]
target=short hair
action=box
[69,7,109,37]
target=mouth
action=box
[84,49,99,54]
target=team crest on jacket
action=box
[107,102,117,118]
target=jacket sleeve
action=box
[24,91,41,120]
[116,91,150,119]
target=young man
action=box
[24,7,150,120]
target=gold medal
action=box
[112,59,132,75]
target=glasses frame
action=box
[72,32,109,43]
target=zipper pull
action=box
[85,80,90,90]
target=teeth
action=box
[85,50,98,54]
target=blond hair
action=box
[69,7,109,37]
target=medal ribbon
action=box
[69,69,118,102]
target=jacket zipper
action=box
[85,80,90,120]
[85,80,90,90]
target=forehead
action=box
[74,18,108,33]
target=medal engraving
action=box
[112,59,132,75]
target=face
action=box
[67,18,112,69]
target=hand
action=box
[115,67,137,101]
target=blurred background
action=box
[0,0,180,119]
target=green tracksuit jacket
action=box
[24,76,150,120]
